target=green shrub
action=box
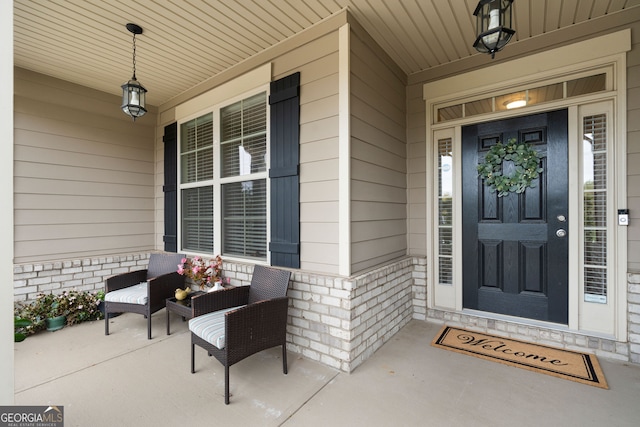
[14,317,31,342]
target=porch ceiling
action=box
[13,0,640,107]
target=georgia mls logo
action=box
[0,405,64,427]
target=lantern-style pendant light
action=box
[121,23,147,121]
[473,0,515,58]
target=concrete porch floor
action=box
[14,313,640,426]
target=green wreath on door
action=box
[477,138,543,197]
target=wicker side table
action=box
[165,291,204,335]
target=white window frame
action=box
[177,85,271,263]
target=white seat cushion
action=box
[189,306,246,350]
[104,282,149,305]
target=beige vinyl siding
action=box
[349,23,407,273]
[298,62,340,273]
[406,82,427,257]
[628,20,640,272]
[296,49,340,275]
[14,68,157,263]
[273,32,342,274]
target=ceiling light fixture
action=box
[506,99,526,109]
[473,0,515,59]
[121,23,147,121]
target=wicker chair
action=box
[104,252,185,339]
[189,265,291,404]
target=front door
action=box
[462,110,569,324]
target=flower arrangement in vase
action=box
[177,255,223,290]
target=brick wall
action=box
[285,257,421,372]
[411,257,428,320]
[13,253,151,302]
[13,253,639,370]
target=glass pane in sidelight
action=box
[582,113,607,303]
[438,137,453,285]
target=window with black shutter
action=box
[163,122,178,252]
[164,72,300,268]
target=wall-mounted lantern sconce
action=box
[121,23,147,121]
[473,0,515,59]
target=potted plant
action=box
[43,293,68,332]
[14,316,32,342]
[177,255,224,291]
[14,289,104,334]
[13,292,67,332]
[15,294,48,334]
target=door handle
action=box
[556,229,567,238]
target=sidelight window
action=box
[438,137,453,285]
[582,113,608,303]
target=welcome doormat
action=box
[432,326,608,389]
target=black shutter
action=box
[163,122,178,252]
[269,72,300,268]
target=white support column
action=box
[0,0,14,404]
[338,24,351,276]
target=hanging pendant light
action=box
[473,0,515,59]
[121,23,147,121]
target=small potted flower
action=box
[32,292,68,332]
[14,293,59,333]
[177,255,224,291]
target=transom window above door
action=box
[435,70,608,123]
